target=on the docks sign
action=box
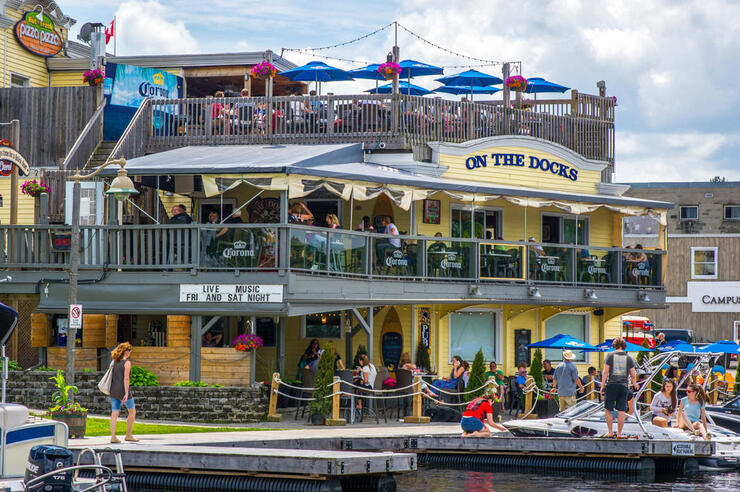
[15,11,63,57]
[465,152,579,181]
[180,284,283,303]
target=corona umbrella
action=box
[366,81,432,96]
[280,61,354,95]
[696,340,740,354]
[526,334,598,350]
[434,84,501,101]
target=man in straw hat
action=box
[552,350,584,411]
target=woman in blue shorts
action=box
[460,393,507,437]
[109,342,138,443]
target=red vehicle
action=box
[621,316,656,349]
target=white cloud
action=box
[114,1,199,55]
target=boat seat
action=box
[0,403,30,430]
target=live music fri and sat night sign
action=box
[464,152,579,182]
[179,284,283,303]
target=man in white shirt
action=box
[375,216,401,267]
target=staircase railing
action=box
[60,100,106,170]
[108,98,152,162]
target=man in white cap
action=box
[552,350,584,411]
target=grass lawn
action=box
[85,417,276,437]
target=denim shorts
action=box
[461,416,484,433]
[110,396,135,411]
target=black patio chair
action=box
[372,366,390,424]
[394,368,414,420]
[508,377,523,415]
[336,370,355,422]
[295,367,315,420]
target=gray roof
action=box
[47,51,296,71]
[622,181,740,189]
[115,144,674,209]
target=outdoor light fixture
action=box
[638,291,651,303]
[528,286,541,298]
[468,285,481,296]
[584,289,598,301]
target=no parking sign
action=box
[69,304,82,329]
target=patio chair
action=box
[336,370,355,422]
[507,377,524,415]
[372,367,390,424]
[394,368,414,420]
[295,367,315,420]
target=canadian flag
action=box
[105,19,114,44]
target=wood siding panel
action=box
[82,314,106,348]
[129,347,190,385]
[49,71,86,87]
[166,315,190,347]
[47,347,97,370]
[30,313,50,347]
[200,348,251,387]
[105,315,118,347]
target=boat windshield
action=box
[556,400,600,419]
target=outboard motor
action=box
[25,445,74,492]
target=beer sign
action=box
[15,10,63,57]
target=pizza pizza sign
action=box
[15,10,64,58]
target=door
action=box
[305,199,341,228]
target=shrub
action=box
[352,344,367,370]
[129,366,159,386]
[530,349,544,391]
[33,366,57,371]
[415,340,431,372]
[47,370,87,415]
[8,360,21,371]
[465,348,487,402]
[174,381,223,388]
[309,341,335,419]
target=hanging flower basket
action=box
[505,75,528,92]
[378,62,401,80]
[20,179,51,198]
[82,69,104,86]
[251,61,277,80]
[233,333,263,352]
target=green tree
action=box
[465,348,487,401]
[416,340,431,372]
[636,337,651,366]
[352,344,367,370]
[735,363,740,394]
[710,176,726,183]
[530,349,544,390]
[309,341,336,421]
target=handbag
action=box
[98,361,114,395]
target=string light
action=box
[282,22,394,55]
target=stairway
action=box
[85,140,117,169]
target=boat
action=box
[0,302,125,491]
[706,395,740,434]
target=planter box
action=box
[50,412,87,438]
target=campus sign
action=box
[464,152,579,182]
[14,10,63,57]
[179,284,283,303]
[687,282,740,313]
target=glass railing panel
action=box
[201,226,276,269]
[528,244,573,282]
[575,248,616,285]
[326,230,367,275]
[426,239,474,279]
[479,243,525,279]
[371,236,421,277]
[290,227,328,271]
[621,250,662,287]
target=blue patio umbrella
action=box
[434,85,501,98]
[526,334,598,351]
[696,340,740,354]
[523,77,570,94]
[436,69,503,87]
[586,340,652,352]
[348,64,383,80]
[279,61,354,94]
[398,59,444,79]
[366,81,432,96]
[657,340,695,353]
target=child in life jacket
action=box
[460,392,507,436]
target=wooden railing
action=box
[0,224,661,289]
[108,98,152,161]
[61,101,106,170]
[135,92,615,163]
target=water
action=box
[395,469,740,491]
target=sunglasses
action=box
[686,389,695,393]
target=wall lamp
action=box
[468,285,482,297]
[584,289,598,301]
[638,291,651,303]
[528,286,541,298]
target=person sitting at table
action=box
[375,216,401,266]
[528,237,546,279]
[542,359,556,390]
[461,360,471,388]
[201,330,222,347]
[398,352,417,371]
[356,216,374,232]
[427,232,447,276]
[516,363,529,390]
[581,366,602,391]
[326,214,341,229]
[428,355,464,397]
[485,361,506,401]
[302,338,321,374]
[332,346,345,371]
[288,202,314,224]
[626,244,650,284]
[355,354,377,417]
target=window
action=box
[691,247,717,279]
[544,313,587,362]
[10,73,30,88]
[255,317,276,347]
[724,206,740,220]
[450,205,502,239]
[302,312,343,339]
[542,214,588,244]
[679,206,698,220]
[449,311,497,362]
[622,216,660,248]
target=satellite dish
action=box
[77,22,93,44]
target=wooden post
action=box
[266,372,282,422]
[501,64,510,134]
[519,375,538,419]
[404,375,430,423]
[10,120,19,226]
[326,376,346,426]
[586,376,595,400]
[709,374,718,405]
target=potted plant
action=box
[465,348,487,401]
[82,69,104,86]
[308,341,336,425]
[505,75,528,92]
[46,370,87,438]
[415,341,431,372]
[233,333,264,352]
[251,61,277,80]
[377,62,401,81]
[20,179,51,198]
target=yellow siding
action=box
[49,71,85,87]
[3,7,70,87]
[440,145,601,194]
[0,177,37,224]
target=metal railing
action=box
[137,92,615,163]
[0,223,662,288]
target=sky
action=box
[60,0,740,183]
